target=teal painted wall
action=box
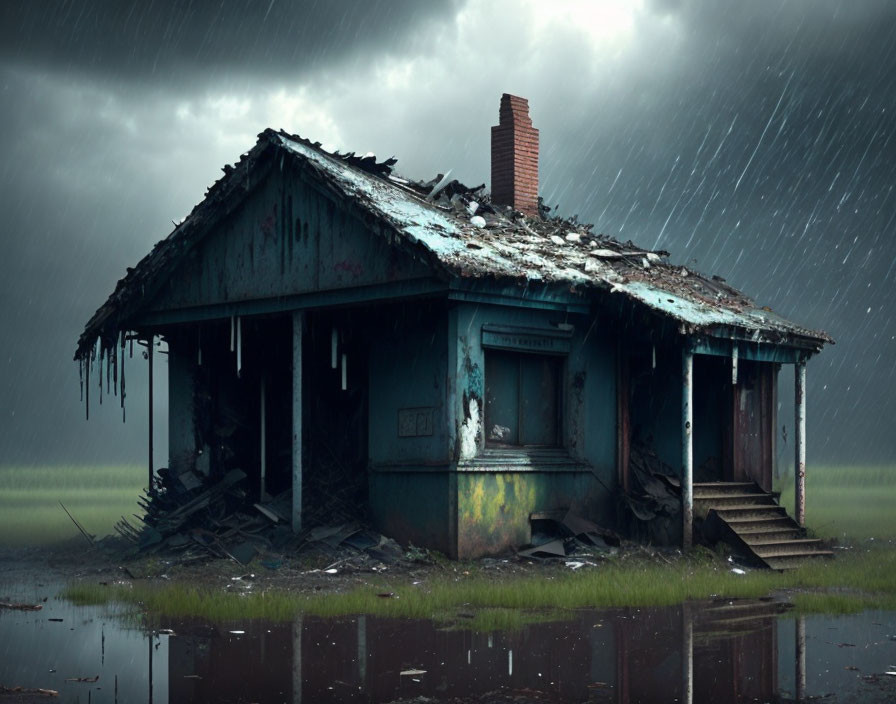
[369,470,454,556]
[451,303,617,464]
[449,301,619,556]
[368,305,450,465]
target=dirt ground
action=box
[0,536,673,599]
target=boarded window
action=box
[484,350,562,447]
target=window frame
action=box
[483,347,564,449]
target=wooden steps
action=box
[695,482,832,570]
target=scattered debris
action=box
[399,669,427,677]
[0,602,43,611]
[0,686,58,697]
[519,509,621,559]
[110,466,408,575]
[59,501,95,546]
[623,444,681,522]
[75,126,830,378]
[64,676,99,683]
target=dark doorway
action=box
[192,316,294,500]
[302,310,370,526]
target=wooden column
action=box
[292,312,304,533]
[148,335,154,491]
[794,360,807,527]
[682,348,694,548]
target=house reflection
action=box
[166,602,798,703]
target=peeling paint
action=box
[459,397,481,460]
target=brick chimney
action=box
[491,93,539,217]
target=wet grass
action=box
[42,462,896,621]
[62,544,896,624]
[0,465,145,546]
[775,464,896,540]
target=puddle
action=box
[2,582,895,703]
[0,581,167,702]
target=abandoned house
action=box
[75,94,831,565]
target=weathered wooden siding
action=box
[149,168,433,313]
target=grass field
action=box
[775,464,896,540]
[63,543,896,624]
[4,463,895,617]
[2,463,890,547]
[0,465,145,546]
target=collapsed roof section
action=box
[75,128,832,361]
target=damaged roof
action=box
[75,128,832,360]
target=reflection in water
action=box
[0,583,168,703]
[166,602,783,703]
[2,586,895,704]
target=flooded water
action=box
[2,581,895,703]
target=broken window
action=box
[484,350,562,447]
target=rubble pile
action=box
[115,469,288,564]
[113,464,402,567]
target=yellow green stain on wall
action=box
[457,471,601,558]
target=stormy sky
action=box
[1,0,894,467]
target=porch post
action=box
[794,360,807,527]
[682,347,694,548]
[148,334,154,491]
[292,311,304,533]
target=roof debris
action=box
[75,128,831,362]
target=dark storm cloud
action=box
[538,0,896,461]
[1,0,460,80]
[1,0,894,467]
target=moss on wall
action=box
[456,471,605,558]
